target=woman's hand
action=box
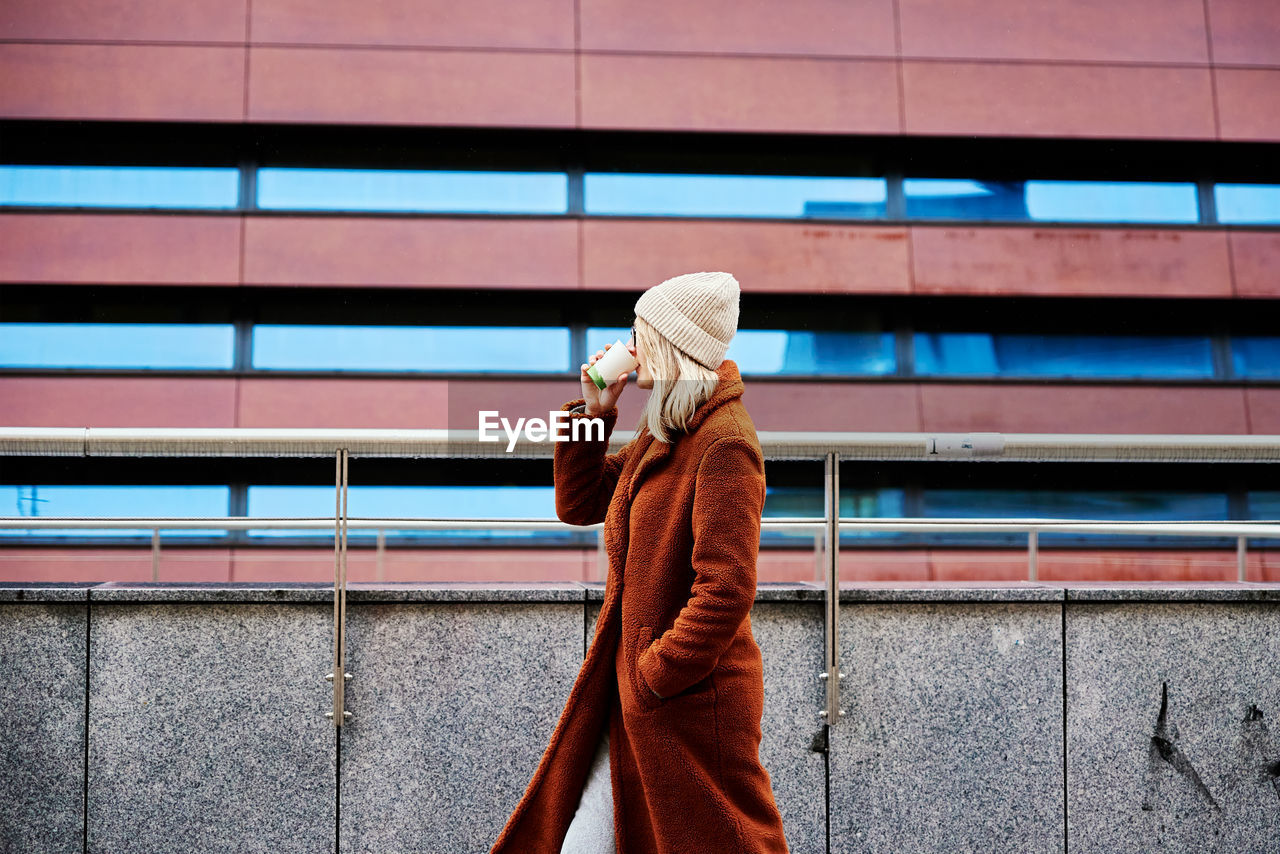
[580,343,629,416]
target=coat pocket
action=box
[630,625,664,711]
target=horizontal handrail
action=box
[7,426,1280,727]
[4,427,1280,462]
[2,516,1279,538]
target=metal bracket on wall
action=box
[327,447,352,726]
[818,451,845,722]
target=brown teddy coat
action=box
[489,358,790,854]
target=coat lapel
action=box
[625,359,745,502]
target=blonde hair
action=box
[631,315,721,444]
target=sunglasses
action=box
[629,323,636,344]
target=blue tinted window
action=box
[246,485,556,538]
[584,173,887,218]
[762,486,907,543]
[256,168,567,214]
[913,333,1215,378]
[587,326,896,375]
[921,488,1232,546]
[0,165,239,209]
[1232,337,1280,378]
[921,489,1228,521]
[585,328,634,353]
[727,330,895,375]
[252,325,570,372]
[764,486,906,519]
[904,179,1199,223]
[0,485,230,537]
[1215,183,1280,225]
[1249,492,1280,520]
[0,323,235,369]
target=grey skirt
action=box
[560,726,616,854]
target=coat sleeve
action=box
[637,434,766,699]
[552,397,631,527]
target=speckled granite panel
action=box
[339,602,583,853]
[750,601,828,854]
[83,581,585,604]
[87,602,336,853]
[830,601,1065,852]
[839,582,1065,602]
[0,583,94,602]
[6,583,1280,604]
[1066,584,1280,602]
[1066,601,1280,853]
[586,597,602,651]
[0,602,87,854]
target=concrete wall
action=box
[2,581,1278,853]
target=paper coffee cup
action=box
[586,339,640,390]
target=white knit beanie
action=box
[633,271,740,370]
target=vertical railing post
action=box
[326,448,351,726]
[1028,529,1038,582]
[1238,535,1248,583]
[375,528,386,583]
[151,528,161,581]
[597,527,608,582]
[813,532,823,585]
[819,451,844,723]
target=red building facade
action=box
[2,0,1278,583]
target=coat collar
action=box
[625,359,745,501]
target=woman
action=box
[489,271,790,854]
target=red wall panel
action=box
[250,0,574,50]
[910,226,1233,297]
[236,375,905,436]
[241,216,578,288]
[236,377,452,428]
[236,377,599,433]
[833,549,933,583]
[0,377,238,427]
[0,548,234,583]
[7,376,1267,438]
[2,546,1272,584]
[918,383,1250,434]
[898,0,1208,64]
[2,2,1273,140]
[246,47,576,127]
[1246,389,1280,434]
[743,382,921,432]
[581,220,911,294]
[230,547,598,583]
[1230,231,1280,297]
[578,0,896,57]
[0,213,241,285]
[930,548,1267,582]
[902,60,1216,139]
[430,378,915,437]
[578,53,900,134]
[447,379,624,433]
[1,0,246,42]
[3,214,1249,299]
[1207,0,1280,67]
[1215,68,1280,142]
[1263,554,1280,583]
[0,44,245,122]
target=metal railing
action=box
[5,426,1280,727]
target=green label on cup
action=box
[586,363,608,390]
